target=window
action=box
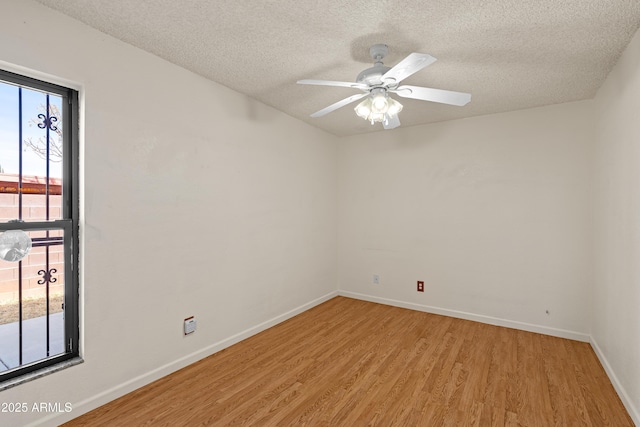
[0,69,79,384]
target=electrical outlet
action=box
[373,274,380,285]
[184,316,197,335]
[417,281,424,292]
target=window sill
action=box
[0,357,84,391]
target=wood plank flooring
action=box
[63,297,633,426]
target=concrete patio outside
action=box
[0,312,64,372]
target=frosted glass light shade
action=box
[0,230,32,262]
[387,98,403,115]
[355,94,403,125]
[355,99,372,119]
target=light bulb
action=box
[371,93,388,113]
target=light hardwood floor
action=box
[63,297,633,426]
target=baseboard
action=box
[338,290,590,342]
[31,290,338,427]
[590,336,640,426]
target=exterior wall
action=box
[0,192,64,303]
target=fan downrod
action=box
[357,44,392,86]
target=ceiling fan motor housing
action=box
[356,44,393,87]
[356,65,391,86]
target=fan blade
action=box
[393,85,471,106]
[381,53,437,84]
[383,114,401,130]
[297,79,369,90]
[310,93,368,118]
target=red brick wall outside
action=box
[0,193,65,304]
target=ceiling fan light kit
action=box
[354,90,403,128]
[298,44,471,130]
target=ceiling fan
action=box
[297,44,471,130]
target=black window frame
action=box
[0,68,80,384]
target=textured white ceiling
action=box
[35,0,640,136]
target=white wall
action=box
[1,1,638,425]
[0,1,338,425]
[592,28,640,424]
[337,100,594,340]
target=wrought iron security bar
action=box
[0,69,78,382]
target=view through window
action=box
[0,69,79,383]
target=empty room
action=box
[0,0,639,425]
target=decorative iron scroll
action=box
[37,113,58,131]
[37,268,58,285]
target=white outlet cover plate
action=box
[184,317,197,335]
